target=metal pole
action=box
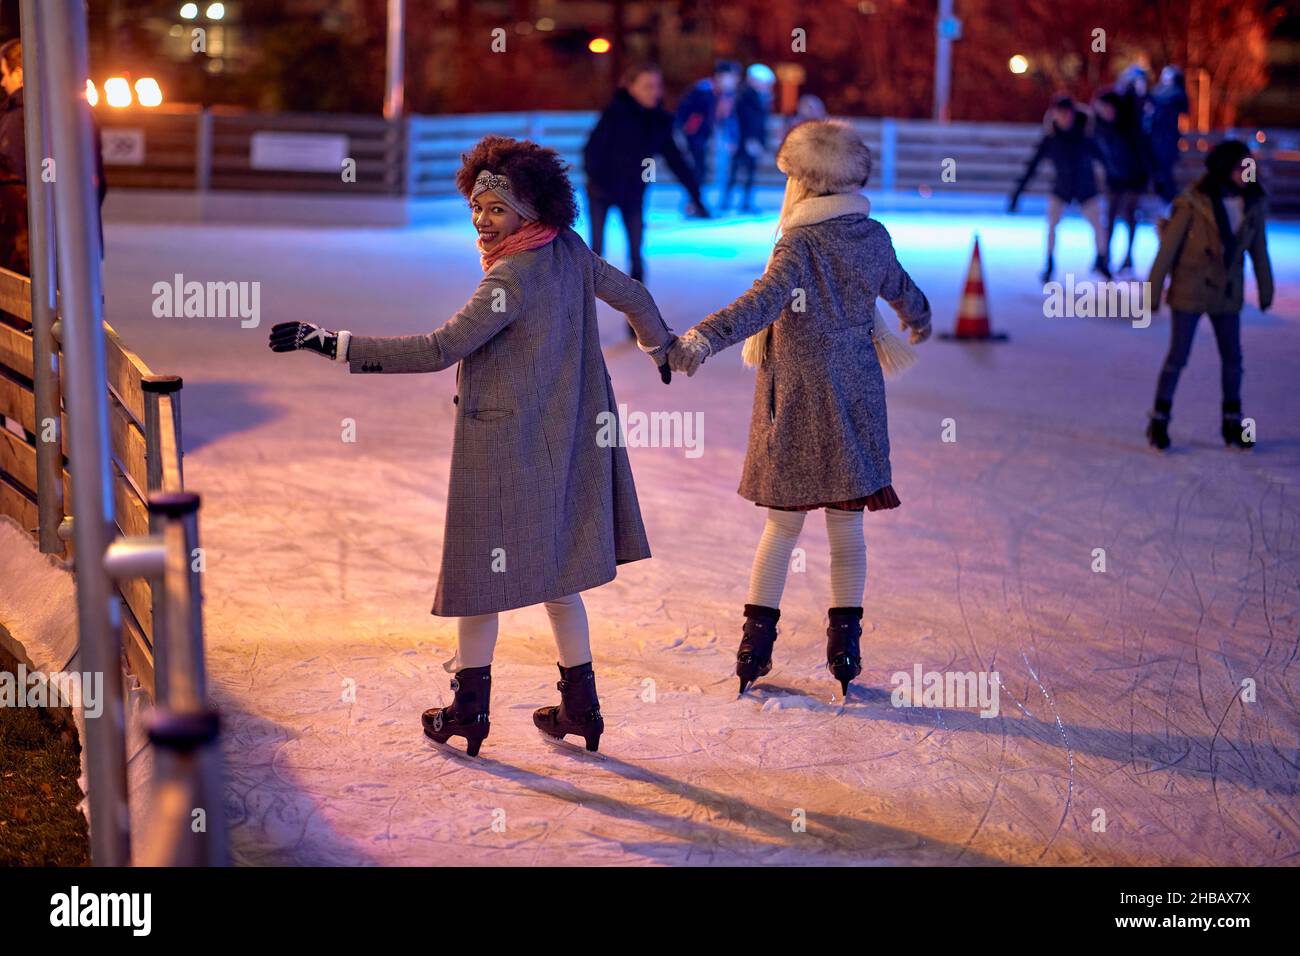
[146,491,227,866]
[43,0,130,866]
[19,0,64,554]
[932,0,953,123]
[383,0,405,120]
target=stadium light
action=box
[179,2,198,18]
[1008,54,1029,74]
[135,77,164,107]
[85,79,99,106]
[588,37,611,54]
[104,76,133,107]
[206,2,225,19]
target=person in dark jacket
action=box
[1146,66,1188,205]
[721,63,774,214]
[1009,95,1109,281]
[674,60,740,187]
[1093,89,1147,274]
[1144,140,1272,452]
[0,38,28,275]
[583,63,709,294]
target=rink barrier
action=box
[0,266,186,697]
[7,0,226,866]
[93,108,1300,217]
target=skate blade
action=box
[537,730,607,761]
[424,735,485,761]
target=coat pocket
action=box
[467,408,515,422]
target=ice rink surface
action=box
[100,188,1300,865]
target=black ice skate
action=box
[533,661,605,752]
[1039,255,1054,284]
[1146,403,1171,451]
[1222,402,1253,450]
[422,665,491,757]
[1092,254,1112,280]
[736,603,780,694]
[826,606,864,697]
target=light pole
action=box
[933,0,961,123]
[384,0,404,119]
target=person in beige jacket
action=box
[1145,140,1273,451]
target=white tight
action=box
[455,593,591,669]
[746,507,868,609]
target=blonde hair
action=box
[739,175,917,378]
[740,176,816,367]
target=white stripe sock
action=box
[825,507,866,607]
[746,509,807,608]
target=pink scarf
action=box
[480,221,559,272]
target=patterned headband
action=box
[472,169,539,221]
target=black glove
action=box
[659,362,672,384]
[269,321,339,359]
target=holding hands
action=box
[667,329,711,377]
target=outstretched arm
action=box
[344,266,526,374]
[1009,135,1048,210]
[592,252,676,365]
[667,235,804,376]
[694,235,804,353]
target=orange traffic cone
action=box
[940,235,1008,342]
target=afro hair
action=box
[455,135,578,230]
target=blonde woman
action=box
[669,120,932,697]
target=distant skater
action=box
[1009,95,1110,282]
[1144,140,1273,452]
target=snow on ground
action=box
[96,187,1300,865]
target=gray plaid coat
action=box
[347,227,673,616]
[694,214,931,508]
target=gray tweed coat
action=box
[347,227,673,616]
[694,213,931,508]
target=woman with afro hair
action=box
[269,136,677,756]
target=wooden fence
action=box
[0,265,186,697]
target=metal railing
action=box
[0,0,228,866]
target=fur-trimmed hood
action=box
[777,119,872,194]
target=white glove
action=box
[668,328,711,377]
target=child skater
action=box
[667,120,932,697]
[1145,139,1273,451]
[269,136,676,755]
